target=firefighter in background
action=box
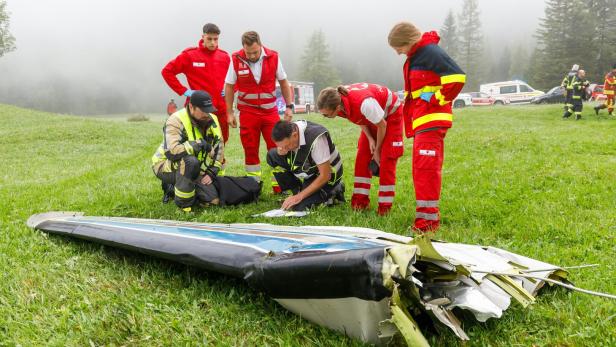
[151,91,224,211]
[317,83,403,215]
[162,23,231,144]
[388,22,465,233]
[224,31,294,193]
[561,64,580,118]
[594,64,616,116]
[563,69,590,120]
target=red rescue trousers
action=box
[605,95,614,113]
[412,127,448,232]
[239,109,280,190]
[216,110,229,144]
[351,110,404,215]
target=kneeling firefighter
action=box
[151,91,260,211]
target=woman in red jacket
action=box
[317,83,404,215]
[388,22,465,232]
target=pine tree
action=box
[587,0,616,82]
[509,44,530,81]
[299,29,340,94]
[530,0,601,90]
[0,0,16,57]
[440,10,458,60]
[457,0,483,90]
[490,45,512,82]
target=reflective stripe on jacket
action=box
[151,108,224,173]
[402,31,465,137]
[231,47,279,114]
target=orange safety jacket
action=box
[604,72,616,96]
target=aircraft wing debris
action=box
[28,212,573,345]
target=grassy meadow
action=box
[0,102,615,346]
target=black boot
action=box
[161,182,175,204]
[594,106,600,116]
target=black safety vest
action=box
[289,121,343,184]
[571,76,589,99]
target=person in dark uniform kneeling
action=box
[267,120,345,211]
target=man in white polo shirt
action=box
[224,31,294,193]
[266,120,344,211]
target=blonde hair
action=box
[388,22,422,48]
[317,86,348,111]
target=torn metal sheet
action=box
[27,212,569,346]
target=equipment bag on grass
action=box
[213,176,261,206]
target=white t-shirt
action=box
[360,98,385,124]
[225,47,287,85]
[295,121,331,165]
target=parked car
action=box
[468,92,510,106]
[588,83,607,102]
[480,80,544,104]
[531,86,565,104]
[453,93,472,108]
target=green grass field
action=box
[1,102,615,346]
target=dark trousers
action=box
[563,90,573,117]
[266,148,343,211]
[564,99,583,119]
[155,156,217,208]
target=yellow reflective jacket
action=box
[151,108,223,174]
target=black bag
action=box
[213,176,262,206]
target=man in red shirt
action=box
[224,31,294,192]
[162,23,231,143]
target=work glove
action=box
[183,89,194,97]
[192,140,212,154]
[419,92,434,103]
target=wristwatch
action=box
[285,104,294,110]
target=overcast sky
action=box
[0,0,546,113]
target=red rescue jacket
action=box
[337,83,401,126]
[231,46,279,115]
[161,40,230,114]
[403,31,465,137]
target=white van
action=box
[480,80,544,104]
